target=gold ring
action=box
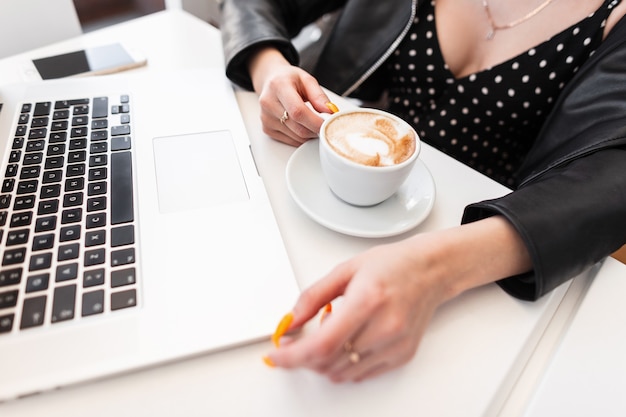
[280,110,289,125]
[344,341,360,364]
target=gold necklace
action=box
[482,0,556,40]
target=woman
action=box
[221,0,626,382]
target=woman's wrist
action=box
[247,46,290,93]
[410,216,532,301]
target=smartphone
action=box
[29,43,147,80]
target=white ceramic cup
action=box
[319,108,420,206]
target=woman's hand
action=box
[263,217,532,382]
[248,47,334,146]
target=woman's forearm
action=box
[412,216,533,301]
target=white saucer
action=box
[286,140,436,238]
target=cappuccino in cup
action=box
[324,111,416,167]
[319,108,420,206]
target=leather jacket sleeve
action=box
[220,0,345,90]
[462,17,626,301]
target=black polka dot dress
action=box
[385,0,622,186]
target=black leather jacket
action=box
[221,0,626,301]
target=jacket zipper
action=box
[342,0,418,96]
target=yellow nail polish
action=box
[320,302,333,323]
[262,356,275,368]
[271,312,293,348]
[326,102,339,113]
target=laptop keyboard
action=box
[0,95,139,335]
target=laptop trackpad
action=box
[153,131,249,213]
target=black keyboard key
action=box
[92,97,108,118]
[65,177,85,191]
[111,268,136,288]
[16,180,38,195]
[89,154,107,167]
[83,268,105,288]
[0,314,14,333]
[59,225,81,242]
[30,117,49,128]
[91,130,108,141]
[53,110,70,120]
[34,215,57,232]
[0,290,18,309]
[51,285,76,323]
[111,289,137,311]
[5,229,29,246]
[56,263,78,282]
[28,128,47,140]
[19,166,40,179]
[88,167,107,181]
[87,196,106,212]
[29,252,52,271]
[42,169,63,184]
[111,152,134,224]
[90,142,108,154]
[26,139,46,152]
[20,296,46,329]
[26,274,49,293]
[47,143,65,156]
[86,212,106,229]
[50,121,68,131]
[111,247,135,267]
[73,105,89,115]
[85,230,106,247]
[38,200,59,215]
[32,233,55,251]
[40,184,61,199]
[23,152,43,165]
[10,211,32,227]
[71,127,88,138]
[5,164,18,177]
[111,136,131,151]
[72,116,88,126]
[61,208,82,224]
[2,248,26,266]
[0,268,22,287]
[33,102,51,117]
[0,194,11,209]
[87,182,107,196]
[66,163,85,177]
[58,244,80,262]
[111,225,135,247]
[18,114,29,125]
[12,137,25,149]
[13,195,35,210]
[8,150,21,163]
[85,248,106,266]
[45,156,65,170]
[68,150,86,163]
[111,125,130,136]
[69,138,87,150]
[49,132,67,143]
[63,192,84,207]
[2,178,15,193]
[82,290,105,317]
[0,211,7,226]
[92,119,107,129]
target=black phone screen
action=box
[32,44,135,80]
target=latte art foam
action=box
[324,112,416,167]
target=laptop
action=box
[0,68,300,401]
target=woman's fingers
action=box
[257,67,331,145]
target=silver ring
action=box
[344,341,360,364]
[280,110,289,125]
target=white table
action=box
[0,9,618,417]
